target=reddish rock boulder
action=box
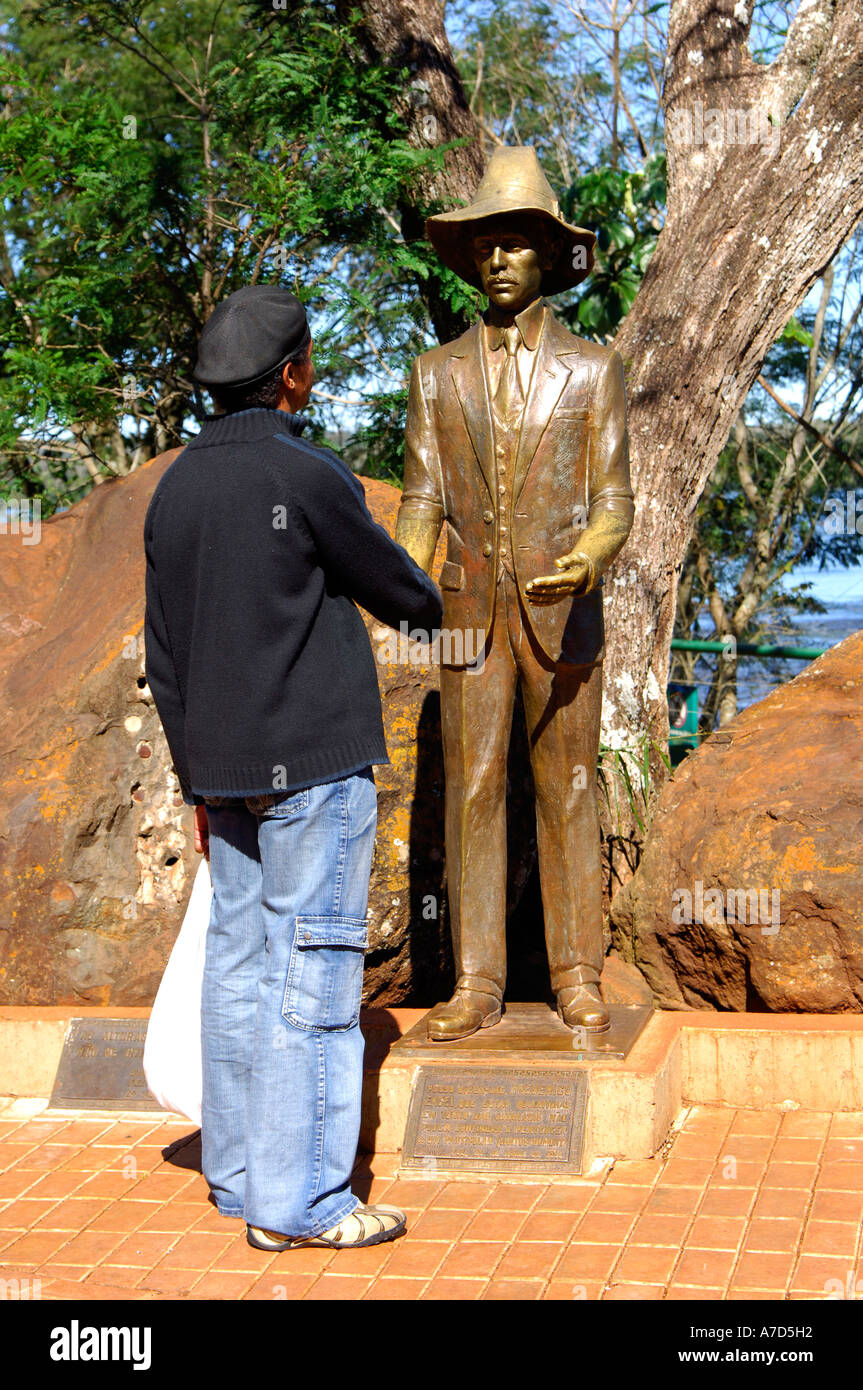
[0,452,186,1005]
[611,630,863,1011]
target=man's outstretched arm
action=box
[284,444,443,634]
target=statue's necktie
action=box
[494,325,524,427]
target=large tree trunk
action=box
[602,0,863,876]
[337,0,484,341]
[353,0,863,891]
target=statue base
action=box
[397,1000,652,1062]
[393,1002,653,1180]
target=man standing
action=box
[144,285,442,1249]
[396,147,635,1042]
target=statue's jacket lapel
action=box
[430,308,605,666]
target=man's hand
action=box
[194,804,210,860]
[525,550,595,606]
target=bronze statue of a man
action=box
[395,147,635,1042]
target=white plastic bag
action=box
[143,857,212,1125]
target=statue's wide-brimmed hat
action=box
[425,146,596,295]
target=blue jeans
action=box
[200,770,377,1238]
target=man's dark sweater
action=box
[143,407,442,805]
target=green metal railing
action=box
[667,637,827,760]
[671,638,827,661]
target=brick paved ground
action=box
[0,1103,861,1300]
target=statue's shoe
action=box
[427,987,502,1041]
[556,982,610,1033]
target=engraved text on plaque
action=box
[402,1065,588,1176]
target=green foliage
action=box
[0,0,450,506]
[779,316,815,350]
[1,0,668,504]
[0,59,187,494]
[598,737,672,838]
[558,156,665,339]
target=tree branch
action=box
[764,0,837,125]
[756,373,863,480]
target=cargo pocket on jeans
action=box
[282,915,369,1032]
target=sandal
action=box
[247,1201,406,1252]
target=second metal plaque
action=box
[401,1065,588,1177]
[50,1018,158,1111]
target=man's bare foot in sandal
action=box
[247,1201,406,1252]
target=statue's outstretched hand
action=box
[525,550,595,605]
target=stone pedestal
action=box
[391,1002,657,1180]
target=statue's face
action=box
[471,216,545,314]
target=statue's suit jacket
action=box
[399,304,634,665]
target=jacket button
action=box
[482,542,493,557]
[483,510,494,524]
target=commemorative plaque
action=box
[50,1018,158,1111]
[401,1065,588,1177]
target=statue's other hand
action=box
[525,551,594,605]
[394,515,439,575]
